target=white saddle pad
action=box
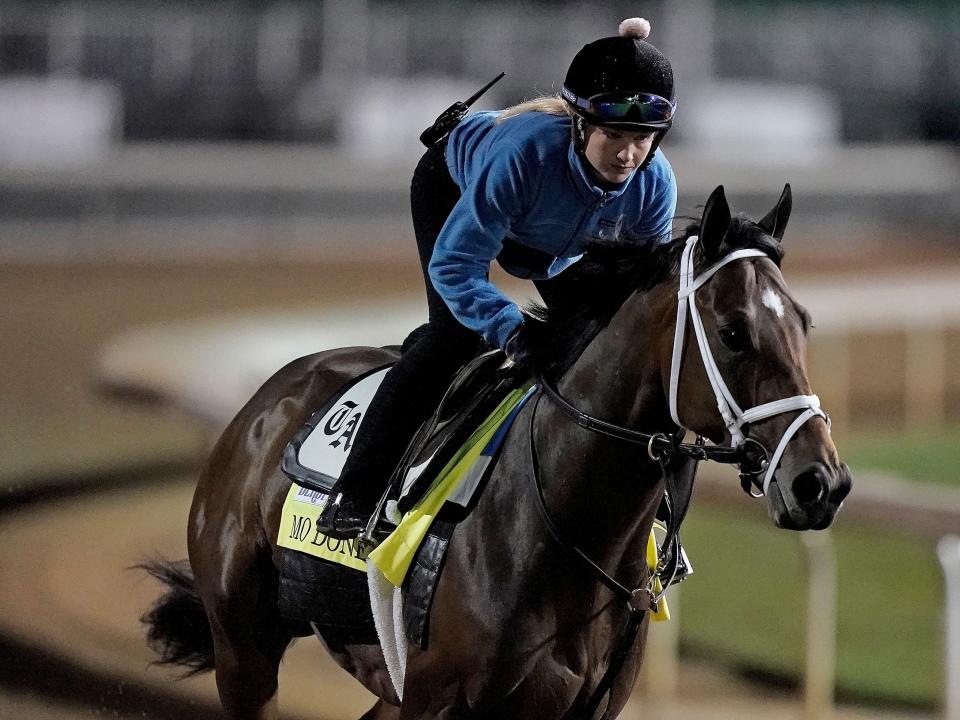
[283,366,391,489]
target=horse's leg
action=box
[191,472,292,720]
[188,348,400,718]
[196,544,292,720]
[199,560,292,720]
[208,615,290,720]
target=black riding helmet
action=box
[562,18,676,170]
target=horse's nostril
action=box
[830,463,853,505]
[792,468,825,505]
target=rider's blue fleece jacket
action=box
[434,110,677,350]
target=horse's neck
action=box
[560,287,673,428]
[536,285,675,553]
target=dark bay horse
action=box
[142,185,852,720]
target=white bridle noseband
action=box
[668,236,830,496]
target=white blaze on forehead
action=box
[762,288,786,318]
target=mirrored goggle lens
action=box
[590,94,674,124]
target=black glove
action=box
[504,324,530,365]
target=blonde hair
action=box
[496,94,574,123]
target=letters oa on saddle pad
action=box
[282,365,392,492]
[277,360,537,648]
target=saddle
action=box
[277,348,530,648]
[282,347,521,511]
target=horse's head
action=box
[670,185,852,530]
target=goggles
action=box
[561,87,675,128]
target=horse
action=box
[141,184,852,720]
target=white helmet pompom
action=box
[618,17,651,40]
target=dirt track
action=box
[0,475,380,720]
[2,473,936,720]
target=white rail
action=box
[803,530,837,720]
[938,536,960,720]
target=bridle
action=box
[529,234,832,719]
[668,235,830,496]
[536,235,831,497]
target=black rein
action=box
[529,374,770,720]
[538,375,771,493]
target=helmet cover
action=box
[563,19,675,130]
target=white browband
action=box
[668,236,829,495]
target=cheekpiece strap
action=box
[667,235,831,496]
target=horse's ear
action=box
[699,185,731,261]
[758,183,792,241]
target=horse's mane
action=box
[524,215,786,378]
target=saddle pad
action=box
[276,382,536,576]
[278,546,379,646]
[277,485,368,571]
[282,365,392,491]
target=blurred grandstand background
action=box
[1,1,959,719]
[1,0,959,259]
[2,0,958,145]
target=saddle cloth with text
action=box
[276,356,534,649]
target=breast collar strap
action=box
[668,235,830,495]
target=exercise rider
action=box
[318,17,679,539]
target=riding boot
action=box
[316,324,481,539]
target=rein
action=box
[527,391,655,606]
[525,390,657,720]
[539,375,762,469]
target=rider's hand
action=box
[505,324,530,365]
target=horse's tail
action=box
[138,558,215,676]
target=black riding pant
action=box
[333,141,578,505]
[331,142,480,504]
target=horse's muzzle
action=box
[768,461,852,531]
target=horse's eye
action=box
[719,323,751,352]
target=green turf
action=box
[838,425,960,488]
[678,504,946,709]
[675,424,960,708]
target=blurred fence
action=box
[804,277,960,431]
[657,474,960,719]
[7,135,960,434]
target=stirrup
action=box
[316,493,369,540]
[668,541,693,587]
